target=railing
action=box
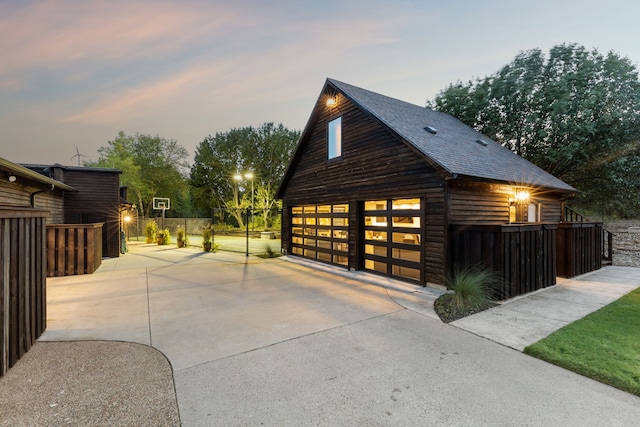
[563,206,613,263]
[449,224,557,300]
[46,224,103,277]
[0,207,47,377]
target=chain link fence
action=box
[126,208,282,256]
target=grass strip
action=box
[524,288,640,396]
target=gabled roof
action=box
[327,79,576,192]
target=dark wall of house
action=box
[56,168,121,258]
[448,180,564,225]
[0,179,65,223]
[26,166,121,258]
[280,93,447,285]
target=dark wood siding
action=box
[282,98,443,204]
[540,199,562,222]
[0,181,64,223]
[425,187,446,285]
[448,180,564,225]
[281,94,447,285]
[54,168,121,258]
[448,181,511,224]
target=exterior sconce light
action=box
[8,175,17,182]
[326,96,337,107]
[514,189,530,204]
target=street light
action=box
[245,172,254,237]
[234,172,254,237]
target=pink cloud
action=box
[0,0,235,75]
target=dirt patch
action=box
[0,341,180,427]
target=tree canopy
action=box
[90,131,191,217]
[430,43,640,218]
[190,122,299,227]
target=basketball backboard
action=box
[153,197,171,210]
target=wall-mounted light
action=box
[514,189,530,204]
[326,92,339,108]
[8,175,17,183]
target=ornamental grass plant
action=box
[435,265,501,323]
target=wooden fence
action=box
[46,224,103,277]
[556,222,603,278]
[449,224,557,299]
[0,207,47,377]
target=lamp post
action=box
[234,172,254,237]
[245,172,254,237]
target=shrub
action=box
[447,265,499,310]
[202,225,212,243]
[176,226,188,247]
[156,228,171,245]
[144,220,158,243]
[434,265,501,323]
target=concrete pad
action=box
[41,268,151,344]
[498,294,604,322]
[38,243,640,426]
[175,310,640,426]
[41,292,151,344]
[452,306,568,351]
[149,263,404,372]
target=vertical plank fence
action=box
[449,224,557,300]
[1,207,47,377]
[556,222,603,278]
[46,224,103,277]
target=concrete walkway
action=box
[38,242,640,426]
[452,266,640,350]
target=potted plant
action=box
[202,225,212,252]
[144,220,158,244]
[156,228,171,245]
[176,226,188,248]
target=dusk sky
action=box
[2,0,639,166]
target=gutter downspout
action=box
[30,184,55,208]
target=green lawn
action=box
[524,288,640,396]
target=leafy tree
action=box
[190,123,299,228]
[430,43,640,217]
[91,131,191,217]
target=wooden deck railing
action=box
[449,224,557,299]
[0,207,47,377]
[46,224,103,277]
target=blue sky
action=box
[2,0,639,165]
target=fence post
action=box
[245,207,250,256]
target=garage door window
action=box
[291,204,349,266]
[364,198,423,282]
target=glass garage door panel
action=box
[364,198,423,283]
[291,204,349,267]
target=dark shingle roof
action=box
[329,79,576,192]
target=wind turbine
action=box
[70,145,88,166]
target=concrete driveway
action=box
[41,243,640,426]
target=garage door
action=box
[363,198,423,282]
[290,204,349,266]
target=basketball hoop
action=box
[153,198,171,230]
